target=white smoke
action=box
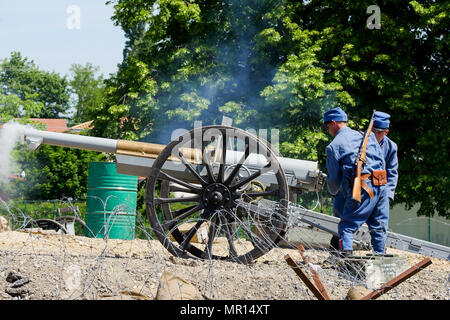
[0,121,33,182]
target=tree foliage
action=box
[12,145,106,200]
[99,0,449,218]
[68,63,105,125]
[2,1,444,218]
[293,0,449,217]
[96,0,350,147]
[0,52,70,118]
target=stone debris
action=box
[0,216,10,232]
[155,271,203,300]
[0,230,448,300]
[346,286,373,300]
[5,271,31,299]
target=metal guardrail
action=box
[287,204,450,261]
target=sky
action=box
[0,0,126,78]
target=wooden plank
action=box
[360,257,432,300]
[297,245,331,300]
[284,254,327,300]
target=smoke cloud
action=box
[0,121,29,182]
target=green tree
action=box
[99,1,349,143]
[68,63,105,125]
[12,144,106,200]
[291,0,449,217]
[0,52,70,118]
[101,0,448,218]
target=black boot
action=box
[329,235,340,252]
[339,250,353,258]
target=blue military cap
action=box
[323,107,348,123]
[373,111,390,130]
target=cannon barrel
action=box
[20,127,325,193]
[21,127,165,158]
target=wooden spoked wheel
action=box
[145,126,289,264]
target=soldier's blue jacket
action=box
[332,133,399,218]
[325,126,385,196]
[379,135,398,201]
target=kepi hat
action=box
[373,111,390,130]
[323,107,348,123]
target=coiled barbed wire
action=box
[0,197,448,300]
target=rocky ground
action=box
[0,229,448,300]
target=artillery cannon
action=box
[20,124,326,264]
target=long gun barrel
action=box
[21,127,165,157]
[351,110,376,202]
[20,127,326,194]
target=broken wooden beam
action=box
[297,245,330,300]
[284,254,329,300]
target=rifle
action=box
[351,110,376,202]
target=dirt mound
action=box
[0,230,448,300]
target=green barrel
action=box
[85,162,138,240]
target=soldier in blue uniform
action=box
[371,111,398,203]
[329,111,398,252]
[323,107,389,256]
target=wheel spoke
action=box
[158,171,202,193]
[202,144,216,183]
[161,204,203,230]
[203,212,219,259]
[180,219,204,252]
[177,151,208,186]
[236,189,279,199]
[179,207,215,251]
[217,131,227,183]
[230,162,271,191]
[220,212,238,258]
[224,137,250,186]
[168,185,198,194]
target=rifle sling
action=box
[360,173,372,180]
[361,180,374,199]
[354,110,377,200]
[355,173,374,199]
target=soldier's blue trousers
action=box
[338,180,389,253]
[333,192,345,218]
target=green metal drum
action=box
[86,162,138,240]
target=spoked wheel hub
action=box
[202,183,232,209]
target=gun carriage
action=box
[20,124,326,264]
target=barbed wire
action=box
[0,196,448,300]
